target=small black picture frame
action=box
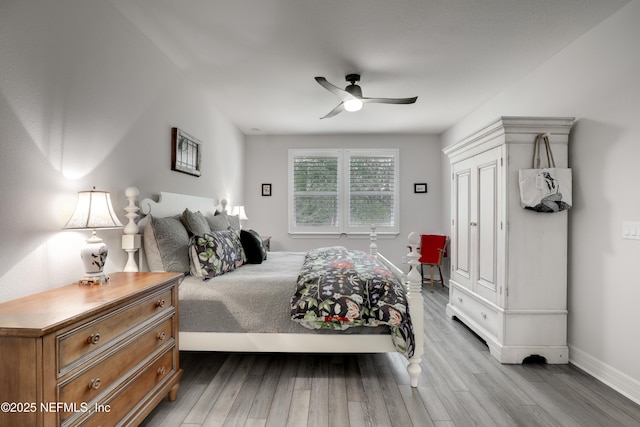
[414,183,427,193]
[262,183,272,196]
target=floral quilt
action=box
[290,246,415,357]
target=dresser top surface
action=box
[0,272,182,337]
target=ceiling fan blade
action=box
[315,77,357,102]
[320,102,345,119]
[361,96,418,105]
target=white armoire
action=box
[444,116,574,364]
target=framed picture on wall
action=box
[171,127,201,177]
[414,183,427,193]
[262,183,272,196]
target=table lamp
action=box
[63,187,123,284]
[231,205,249,228]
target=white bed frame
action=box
[121,187,425,387]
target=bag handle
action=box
[532,133,556,168]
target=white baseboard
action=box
[569,344,640,405]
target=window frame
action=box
[288,148,399,237]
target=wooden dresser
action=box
[0,272,183,427]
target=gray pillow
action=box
[227,214,240,231]
[206,214,230,231]
[182,208,211,235]
[143,214,190,273]
[214,210,240,230]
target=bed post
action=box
[122,186,141,272]
[406,232,424,387]
[369,224,378,256]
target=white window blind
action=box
[289,149,399,235]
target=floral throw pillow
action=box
[189,230,246,279]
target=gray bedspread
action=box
[179,251,387,335]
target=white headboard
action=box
[139,191,222,218]
[121,187,225,272]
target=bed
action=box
[120,188,425,387]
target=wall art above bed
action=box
[171,127,201,177]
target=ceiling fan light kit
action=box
[315,74,417,119]
[344,98,363,112]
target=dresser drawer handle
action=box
[157,366,166,376]
[87,334,100,345]
[157,331,166,341]
[88,378,101,390]
[156,299,166,308]
[481,311,487,319]
[457,297,463,303]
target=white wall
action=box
[441,0,640,403]
[244,134,442,269]
[0,0,245,302]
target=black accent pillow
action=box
[240,229,267,264]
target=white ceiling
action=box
[112,0,630,135]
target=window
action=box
[289,148,399,235]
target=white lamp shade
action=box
[64,189,123,230]
[231,205,249,221]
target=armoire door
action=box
[451,147,502,304]
[451,157,473,291]
[473,147,502,305]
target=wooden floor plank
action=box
[373,354,414,427]
[139,383,207,427]
[221,374,263,427]
[202,354,257,427]
[247,355,283,420]
[265,355,299,427]
[307,356,329,427]
[243,419,266,427]
[416,385,451,422]
[344,355,366,403]
[327,357,349,427]
[347,401,368,427]
[426,368,477,427]
[286,389,311,427]
[357,354,393,427]
[398,385,435,427]
[182,355,243,425]
[294,354,314,390]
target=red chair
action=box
[419,234,448,292]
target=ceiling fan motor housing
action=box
[346,83,363,97]
[345,74,363,97]
[345,73,361,84]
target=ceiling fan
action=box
[315,74,418,119]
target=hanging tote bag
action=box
[518,133,572,213]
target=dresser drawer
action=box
[58,316,174,422]
[79,349,176,427]
[450,286,500,339]
[58,287,174,373]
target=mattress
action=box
[179,251,388,335]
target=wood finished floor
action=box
[141,286,640,427]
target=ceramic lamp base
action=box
[80,233,109,285]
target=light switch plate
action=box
[622,222,640,240]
